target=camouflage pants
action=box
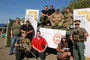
[63,22,71,29]
[64,18,73,24]
[73,42,85,60]
[50,19,64,27]
[63,18,73,29]
[40,16,49,26]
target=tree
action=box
[61,7,66,15]
[67,0,90,11]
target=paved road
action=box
[0,35,57,60]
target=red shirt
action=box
[32,36,47,51]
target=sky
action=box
[0,0,72,24]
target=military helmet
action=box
[74,20,81,25]
[22,31,27,34]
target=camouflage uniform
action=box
[15,37,31,60]
[63,12,73,30]
[50,13,64,28]
[71,28,87,60]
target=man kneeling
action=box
[32,31,48,60]
[14,31,31,60]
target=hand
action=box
[38,50,44,53]
[19,44,23,46]
[47,23,50,26]
[29,45,32,49]
[52,18,55,21]
[47,16,50,18]
[41,49,45,52]
[67,49,69,52]
[57,18,61,21]
[15,44,19,47]
[61,50,65,52]
[44,14,48,16]
[38,50,42,53]
[11,35,13,39]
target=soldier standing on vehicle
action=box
[70,20,89,60]
[14,31,31,60]
[63,7,73,30]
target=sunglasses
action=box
[75,24,79,25]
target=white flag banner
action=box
[40,27,66,49]
[74,8,90,59]
[25,9,39,36]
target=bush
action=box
[6,19,15,47]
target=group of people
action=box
[9,18,48,60]
[9,5,89,60]
[57,20,89,60]
[40,5,73,30]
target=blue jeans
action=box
[10,36,19,53]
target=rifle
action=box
[18,38,37,58]
[72,30,79,50]
[23,39,37,58]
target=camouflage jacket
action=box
[15,37,31,50]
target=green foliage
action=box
[67,0,90,11]
[6,19,15,47]
[61,7,66,15]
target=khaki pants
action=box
[63,22,71,29]
[50,19,64,27]
[63,18,73,29]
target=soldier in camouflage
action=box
[49,8,64,29]
[14,31,31,60]
[63,7,73,30]
[70,20,89,60]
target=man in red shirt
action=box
[32,31,48,60]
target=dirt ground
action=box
[0,35,57,60]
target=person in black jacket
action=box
[21,20,34,41]
[48,5,55,16]
[40,5,50,26]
